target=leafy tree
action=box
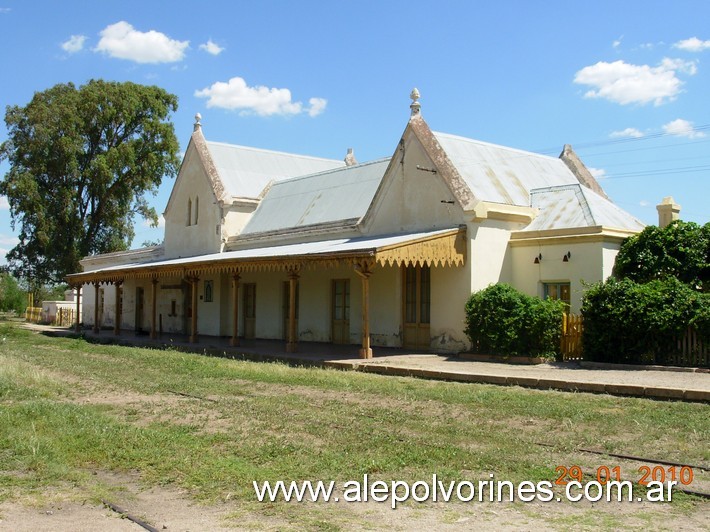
[0,80,180,286]
[613,220,710,291]
[0,271,26,314]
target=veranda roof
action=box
[67,227,466,285]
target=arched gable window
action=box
[187,199,192,226]
[194,196,199,225]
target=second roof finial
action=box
[410,88,421,117]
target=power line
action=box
[604,164,710,180]
[533,123,710,155]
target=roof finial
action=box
[344,147,358,167]
[194,112,202,132]
[410,88,421,117]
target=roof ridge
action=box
[205,140,344,164]
[268,157,391,187]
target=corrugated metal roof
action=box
[433,132,578,205]
[240,159,389,235]
[75,228,457,276]
[206,141,345,199]
[525,184,645,231]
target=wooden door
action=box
[98,288,105,327]
[243,283,256,339]
[135,287,144,332]
[282,281,299,340]
[182,281,191,335]
[332,279,350,344]
[402,265,430,349]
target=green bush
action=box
[613,220,709,291]
[581,277,709,365]
[464,284,565,359]
[0,272,26,314]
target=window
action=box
[194,196,199,225]
[544,282,571,309]
[187,199,192,226]
[204,280,213,303]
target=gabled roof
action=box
[206,140,345,200]
[239,158,389,236]
[525,184,645,232]
[432,131,579,206]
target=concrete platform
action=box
[26,324,710,403]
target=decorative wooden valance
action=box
[67,227,466,285]
[374,227,466,267]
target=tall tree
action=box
[0,80,179,285]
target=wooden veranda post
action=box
[74,285,81,333]
[286,268,299,353]
[231,272,241,346]
[114,281,122,336]
[355,261,374,359]
[150,278,158,339]
[190,276,199,343]
[93,282,100,334]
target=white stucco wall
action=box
[210,265,403,347]
[510,239,622,314]
[430,263,470,352]
[163,143,223,259]
[467,220,519,291]
[364,129,465,236]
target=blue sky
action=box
[1,1,709,263]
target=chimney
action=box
[656,196,681,228]
[344,148,358,167]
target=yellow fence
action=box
[24,307,43,323]
[560,313,583,361]
[559,315,708,367]
[54,308,76,327]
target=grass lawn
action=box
[0,320,708,530]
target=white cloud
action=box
[573,58,697,106]
[0,234,18,246]
[612,36,623,49]
[659,57,697,75]
[588,167,607,180]
[61,34,87,53]
[307,97,327,117]
[199,40,224,56]
[142,215,165,228]
[610,127,644,139]
[195,77,327,117]
[662,118,706,139]
[673,37,710,52]
[639,200,649,207]
[0,233,17,264]
[0,195,8,210]
[95,21,189,64]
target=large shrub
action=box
[613,220,709,291]
[464,284,565,358]
[581,277,709,365]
